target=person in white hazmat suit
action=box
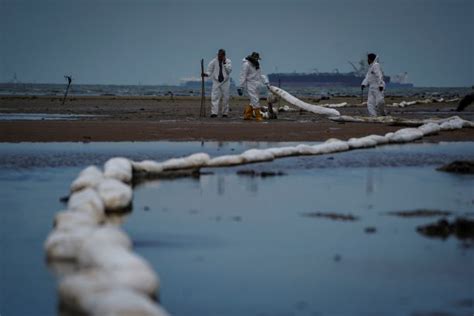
[237,52,270,121]
[203,49,232,117]
[361,53,386,116]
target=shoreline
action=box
[1,95,473,143]
[1,120,473,143]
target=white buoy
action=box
[266,146,300,158]
[240,149,275,163]
[418,122,441,136]
[97,179,133,211]
[68,188,105,223]
[207,155,245,167]
[348,135,388,149]
[104,157,133,183]
[315,139,350,154]
[440,118,465,130]
[54,211,100,231]
[295,144,319,155]
[59,270,167,316]
[319,102,348,108]
[80,224,132,251]
[132,160,164,174]
[70,166,104,192]
[78,245,159,296]
[59,269,120,312]
[89,288,169,316]
[161,153,210,170]
[45,226,95,260]
[386,128,424,143]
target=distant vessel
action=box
[268,58,413,88]
[9,73,19,84]
[388,71,414,88]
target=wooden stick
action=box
[200,59,206,117]
[62,76,72,105]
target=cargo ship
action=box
[268,59,413,88]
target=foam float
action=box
[269,86,341,117]
[71,166,104,192]
[104,157,133,183]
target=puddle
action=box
[0,141,474,316]
[0,113,104,121]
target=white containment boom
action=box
[269,85,341,117]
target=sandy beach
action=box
[1,95,473,142]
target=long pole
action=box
[200,59,206,117]
[62,76,72,105]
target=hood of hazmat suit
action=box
[207,57,232,83]
[362,55,385,89]
[239,58,268,89]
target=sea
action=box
[0,83,471,98]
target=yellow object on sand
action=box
[254,108,263,122]
[243,105,253,120]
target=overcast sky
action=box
[1,0,473,87]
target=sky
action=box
[1,0,473,87]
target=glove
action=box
[379,86,384,92]
[237,88,243,96]
[361,85,365,91]
[201,73,208,77]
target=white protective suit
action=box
[362,58,386,116]
[207,57,232,115]
[239,58,269,109]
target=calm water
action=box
[0,141,473,316]
[0,83,470,98]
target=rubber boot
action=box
[243,104,253,120]
[254,108,263,122]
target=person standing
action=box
[238,52,269,121]
[361,53,386,116]
[202,49,232,118]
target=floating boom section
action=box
[269,85,341,117]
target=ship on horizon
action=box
[268,58,414,88]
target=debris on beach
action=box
[277,105,297,112]
[437,160,474,174]
[416,218,474,240]
[387,209,452,218]
[301,212,359,221]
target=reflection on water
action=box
[217,175,225,196]
[0,141,473,316]
[126,167,474,316]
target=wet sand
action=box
[1,95,473,142]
